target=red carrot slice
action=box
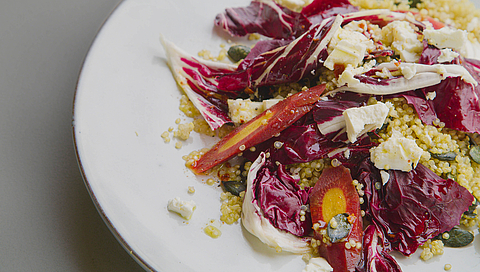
[191,84,326,174]
[309,165,363,272]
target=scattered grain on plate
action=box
[420,239,444,261]
[174,122,194,140]
[175,141,183,149]
[179,95,200,118]
[220,191,244,224]
[187,186,195,194]
[161,131,171,143]
[204,220,222,238]
[444,264,452,271]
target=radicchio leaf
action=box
[241,153,311,253]
[242,93,370,164]
[214,0,311,39]
[355,225,402,272]
[403,76,480,134]
[217,15,342,92]
[255,161,312,236]
[357,160,474,256]
[161,37,237,130]
[301,0,359,25]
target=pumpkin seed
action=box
[409,0,422,8]
[463,200,479,220]
[469,145,480,164]
[327,213,352,243]
[228,45,251,62]
[429,151,457,161]
[436,227,474,247]
[221,180,246,196]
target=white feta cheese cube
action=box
[167,197,196,220]
[437,48,459,63]
[262,98,282,110]
[425,91,436,100]
[325,39,367,70]
[343,102,390,143]
[400,63,417,80]
[381,21,423,62]
[423,27,468,55]
[370,131,424,172]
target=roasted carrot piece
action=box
[309,166,363,272]
[191,84,326,174]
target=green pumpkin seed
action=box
[409,0,422,8]
[228,45,251,62]
[436,227,474,247]
[429,151,457,161]
[221,180,246,196]
[463,200,479,220]
[327,213,352,243]
[469,145,480,164]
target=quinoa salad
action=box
[162,0,480,271]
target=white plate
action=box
[73,0,480,271]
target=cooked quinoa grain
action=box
[220,192,244,224]
[378,98,480,200]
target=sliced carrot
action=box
[191,84,326,174]
[309,166,363,272]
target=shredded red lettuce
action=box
[253,161,312,236]
[355,225,402,272]
[301,0,358,25]
[214,0,311,39]
[354,158,474,256]
[217,15,342,92]
[402,77,480,134]
[243,94,370,164]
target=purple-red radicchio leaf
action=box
[161,37,238,130]
[358,160,474,256]
[217,15,343,92]
[254,160,312,236]
[301,0,359,25]
[355,225,402,272]
[214,0,311,39]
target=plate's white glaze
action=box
[73,0,480,271]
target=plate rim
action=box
[71,0,153,270]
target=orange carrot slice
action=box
[191,84,326,174]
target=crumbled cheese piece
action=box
[426,91,436,100]
[381,21,423,62]
[375,67,393,79]
[370,130,424,172]
[380,170,390,185]
[437,48,459,63]
[423,27,468,55]
[399,63,417,80]
[325,27,373,70]
[228,98,282,124]
[167,197,196,220]
[324,40,367,70]
[336,60,376,87]
[343,102,391,143]
[263,98,282,110]
[303,257,333,272]
[228,99,264,124]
